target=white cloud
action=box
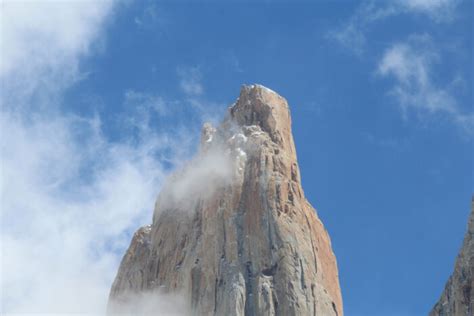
[328,1,471,134]
[177,66,204,96]
[109,290,190,315]
[377,35,473,134]
[124,90,168,123]
[328,2,397,55]
[363,132,411,150]
[0,0,114,103]
[159,146,234,211]
[328,0,460,54]
[1,112,170,313]
[398,0,459,19]
[0,1,195,314]
[222,51,244,73]
[134,2,162,30]
[0,1,231,313]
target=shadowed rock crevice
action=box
[108,84,343,316]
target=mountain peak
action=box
[239,84,282,99]
[108,85,343,316]
[229,84,294,155]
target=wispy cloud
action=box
[327,2,396,55]
[175,65,226,125]
[399,0,460,20]
[0,0,114,104]
[109,290,190,315]
[0,2,200,314]
[222,51,244,73]
[1,110,172,313]
[377,35,473,134]
[328,0,460,55]
[123,90,168,128]
[177,66,204,96]
[133,2,163,30]
[328,0,471,135]
[363,132,411,151]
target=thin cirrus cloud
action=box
[177,66,204,96]
[124,89,169,123]
[175,65,227,124]
[0,1,197,314]
[401,0,460,17]
[377,35,472,133]
[328,0,460,55]
[134,2,163,30]
[327,1,396,56]
[327,0,471,135]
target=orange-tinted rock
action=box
[108,84,343,316]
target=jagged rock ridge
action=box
[108,84,343,316]
[430,198,474,316]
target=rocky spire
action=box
[108,84,343,316]
[430,198,474,316]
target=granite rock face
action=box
[108,85,343,316]
[430,198,474,316]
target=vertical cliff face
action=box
[430,198,474,316]
[108,84,343,316]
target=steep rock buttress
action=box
[108,84,343,316]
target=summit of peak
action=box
[237,84,285,103]
[229,84,294,153]
[240,83,279,96]
[230,84,289,125]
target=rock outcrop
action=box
[430,198,474,316]
[108,84,343,316]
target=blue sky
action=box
[1,0,473,315]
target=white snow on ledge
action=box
[230,133,247,144]
[258,84,277,95]
[247,84,278,96]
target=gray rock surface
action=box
[108,84,343,316]
[430,198,474,316]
